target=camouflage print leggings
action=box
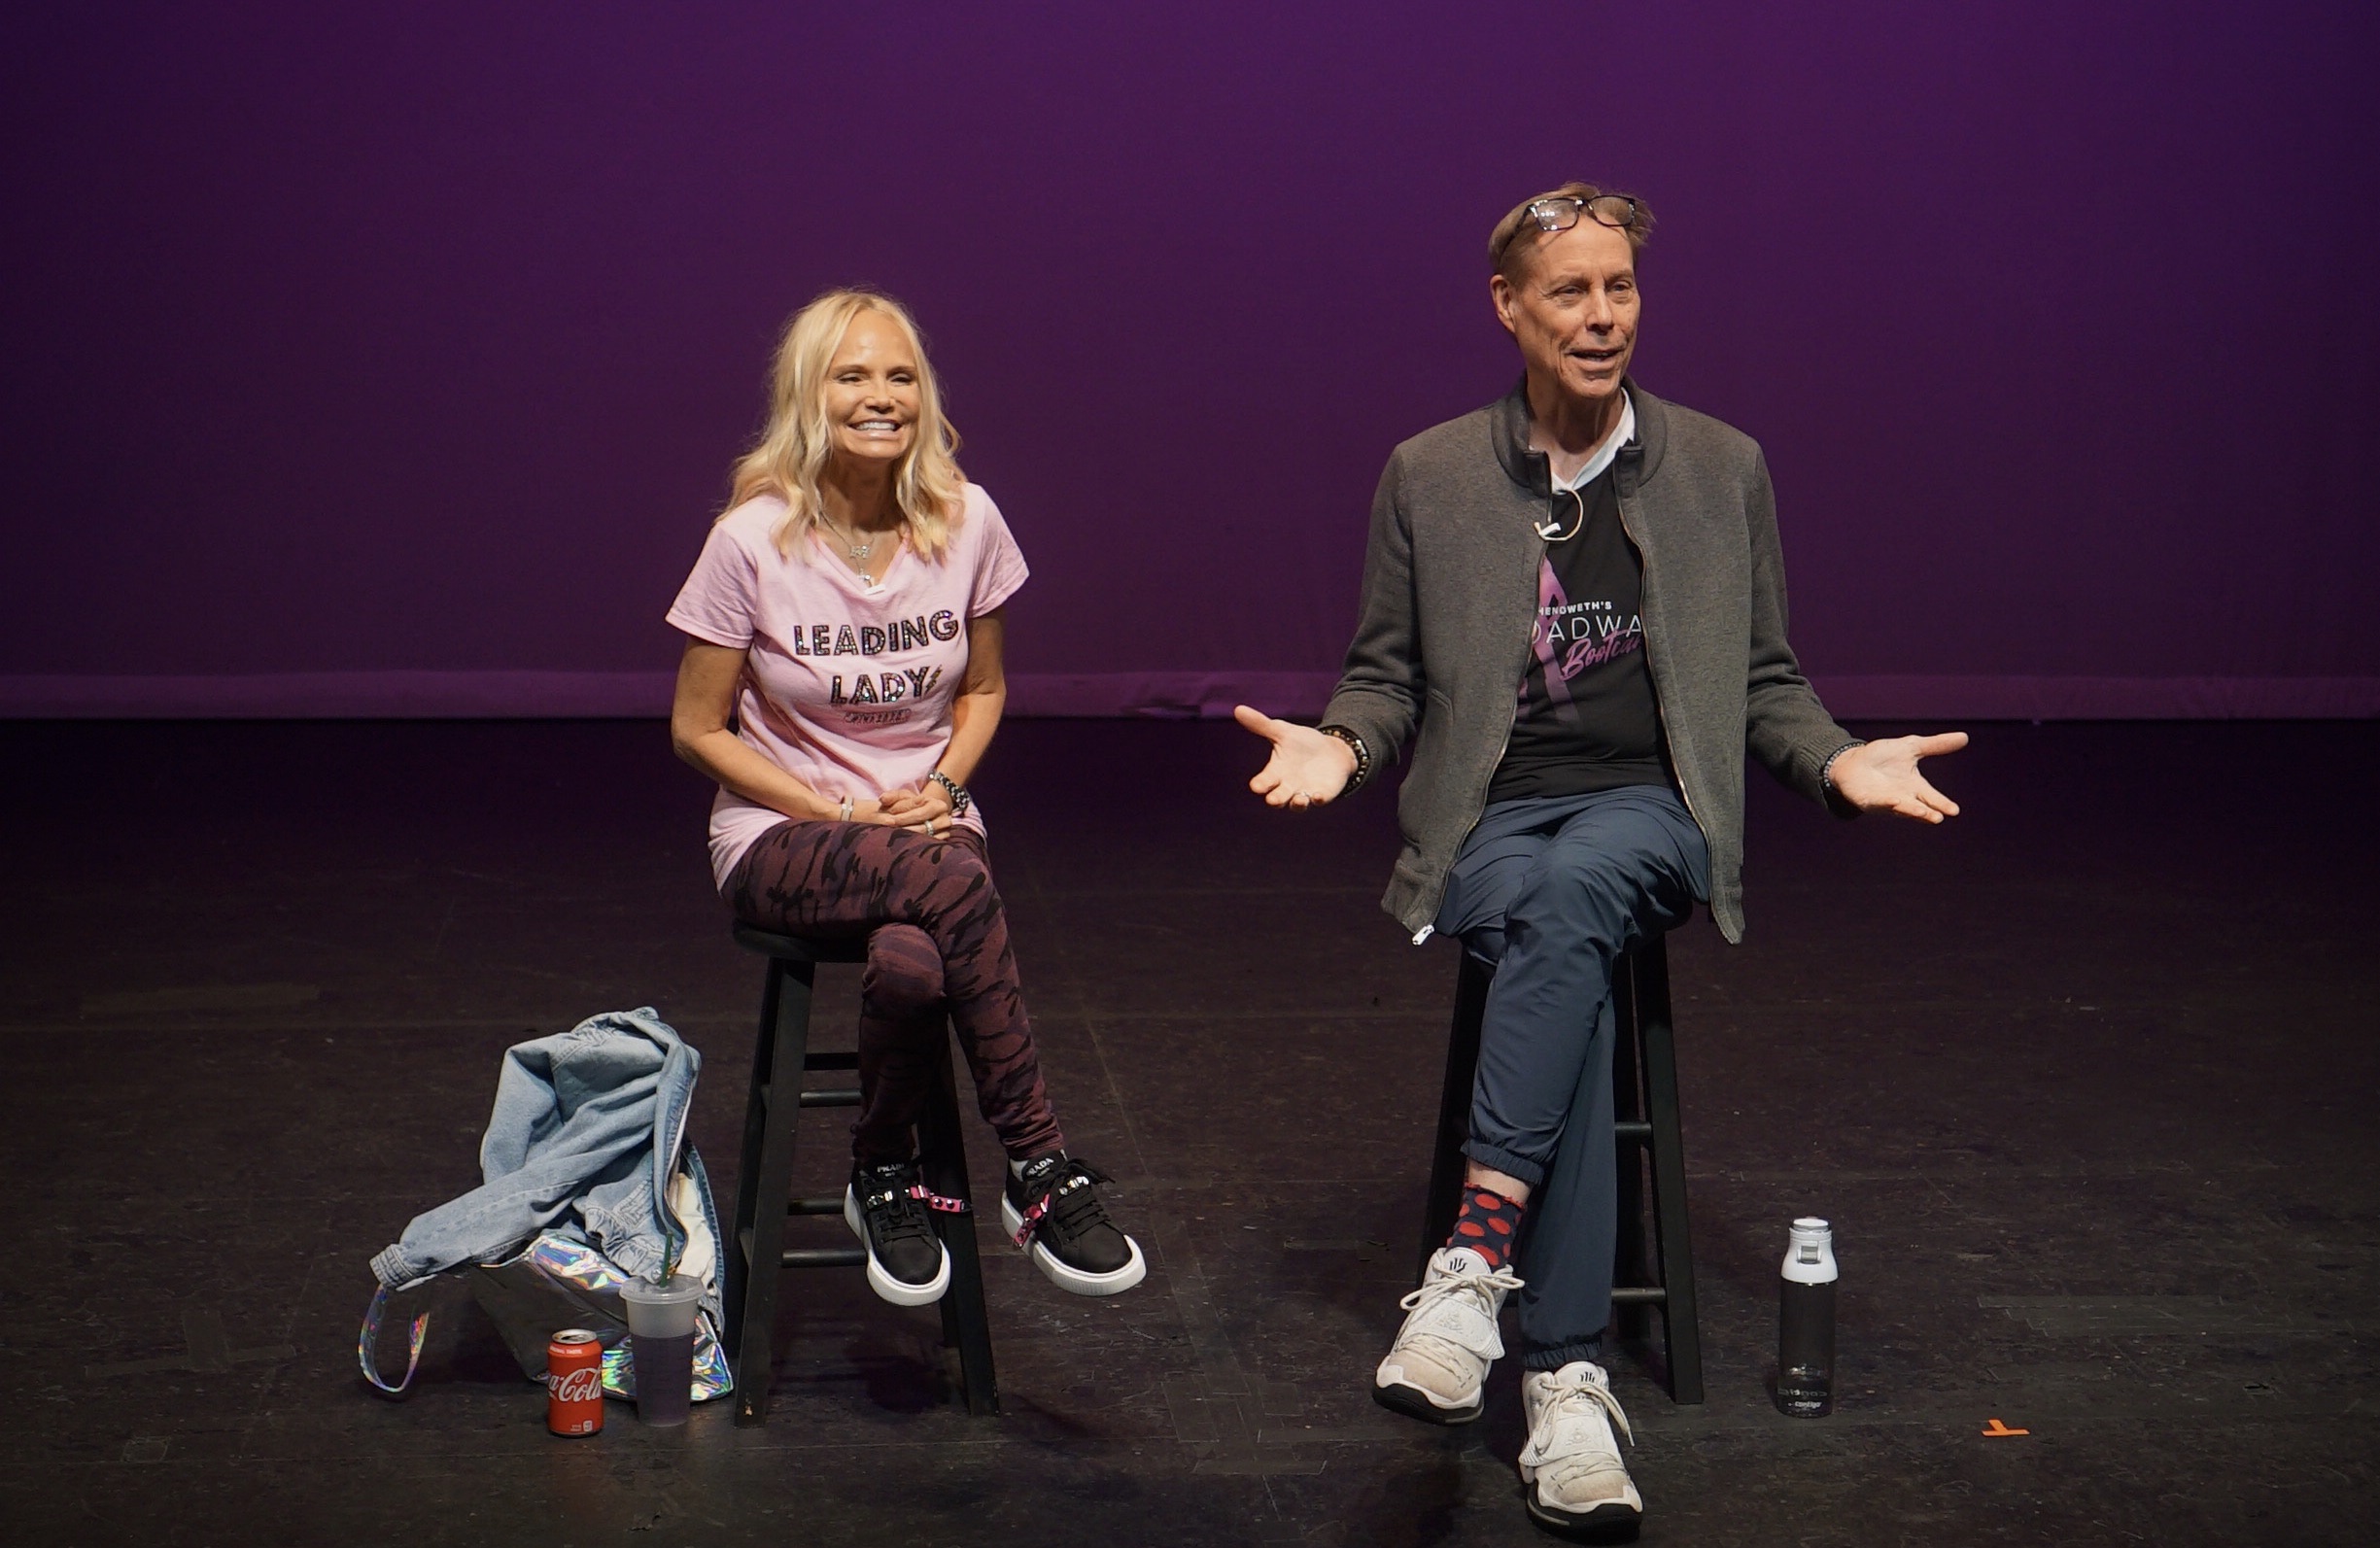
[726,819,1062,1165]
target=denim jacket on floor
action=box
[370,1008,702,1290]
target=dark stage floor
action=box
[4,717,2377,1546]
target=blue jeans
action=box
[1433,785,1708,1370]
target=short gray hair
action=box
[1489,181,1655,280]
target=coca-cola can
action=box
[545,1329,605,1436]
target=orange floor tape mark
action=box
[1981,1418,2030,1437]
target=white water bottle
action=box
[1776,1217,1837,1417]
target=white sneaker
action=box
[1371,1246,1523,1425]
[1519,1360,1642,1535]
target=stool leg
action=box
[1611,950,1654,1346]
[916,1025,999,1416]
[724,958,780,1359]
[1636,935,1705,1404]
[732,954,816,1427]
[1418,950,1492,1285]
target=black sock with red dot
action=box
[1447,1184,1526,1269]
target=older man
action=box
[1237,183,1965,1535]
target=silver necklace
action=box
[821,516,875,564]
[827,519,906,592]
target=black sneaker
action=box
[844,1159,951,1306]
[999,1152,1147,1296]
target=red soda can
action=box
[546,1329,605,1436]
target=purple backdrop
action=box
[4,1,2375,718]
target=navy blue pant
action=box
[1433,785,1708,1370]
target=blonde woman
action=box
[667,289,1144,1304]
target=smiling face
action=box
[820,308,922,471]
[1490,219,1640,414]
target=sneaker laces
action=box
[1012,1158,1116,1248]
[1395,1262,1525,1358]
[1519,1367,1636,1482]
[858,1166,938,1247]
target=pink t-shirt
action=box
[665,484,1029,889]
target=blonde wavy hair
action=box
[725,288,966,562]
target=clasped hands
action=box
[845,783,957,837]
[1234,704,1969,824]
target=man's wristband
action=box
[928,770,971,816]
[1317,724,1371,792]
[1819,740,1865,811]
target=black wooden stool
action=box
[721,923,999,1424]
[1417,933,1704,1403]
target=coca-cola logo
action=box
[548,1365,604,1403]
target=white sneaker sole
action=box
[998,1196,1148,1296]
[1372,1368,1485,1426]
[843,1187,950,1307]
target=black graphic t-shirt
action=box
[1486,468,1669,803]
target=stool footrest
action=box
[730,941,1000,1424]
[1420,938,1702,1404]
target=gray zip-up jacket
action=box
[1320,380,1855,945]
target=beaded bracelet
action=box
[1318,724,1371,793]
[1819,740,1865,803]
